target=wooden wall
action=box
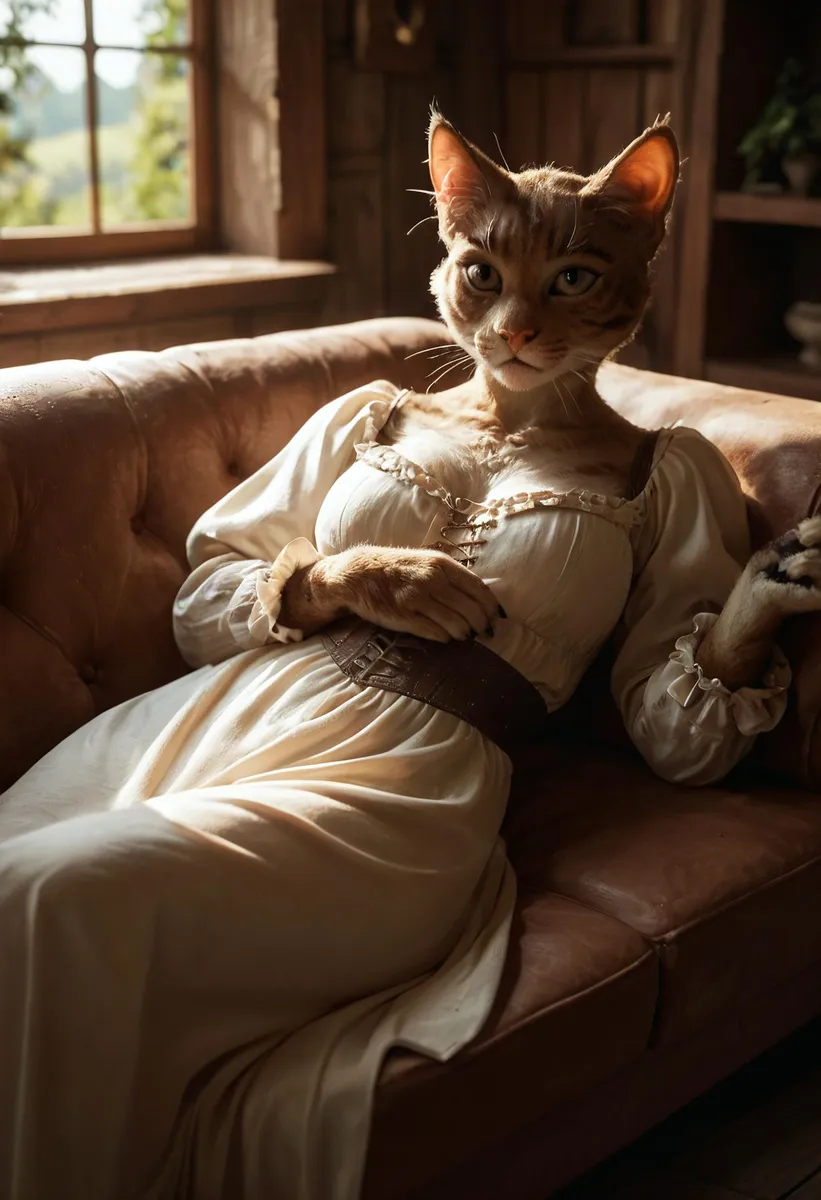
[325,0,691,373]
[503,0,685,370]
[322,0,503,326]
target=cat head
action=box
[428,112,679,393]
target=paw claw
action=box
[798,515,821,548]
[773,532,805,559]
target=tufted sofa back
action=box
[0,317,453,789]
[2,316,821,792]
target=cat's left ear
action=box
[428,113,511,242]
[588,123,679,228]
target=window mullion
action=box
[82,0,101,234]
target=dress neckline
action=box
[357,390,671,532]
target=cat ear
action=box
[428,113,510,240]
[589,123,679,224]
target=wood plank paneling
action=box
[277,0,327,258]
[321,1,680,371]
[642,64,678,370]
[384,72,442,318]
[542,70,586,171]
[586,68,643,171]
[673,0,725,376]
[0,335,47,368]
[323,0,500,321]
[0,301,327,369]
[505,72,542,171]
[568,0,640,46]
[645,0,682,43]
[323,168,386,322]
[451,0,503,156]
[327,60,386,159]
[506,0,567,63]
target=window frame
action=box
[0,0,216,264]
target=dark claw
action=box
[764,562,813,588]
[485,625,495,637]
[773,532,804,558]
[498,605,508,619]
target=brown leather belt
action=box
[320,617,547,760]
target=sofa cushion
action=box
[365,890,657,1199]
[506,744,821,1046]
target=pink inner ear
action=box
[439,166,472,204]
[611,136,676,214]
[430,126,489,207]
[435,162,490,213]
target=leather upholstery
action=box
[599,363,821,790]
[0,318,449,791]
[368,889,657,1195]
[2,317,821,1198]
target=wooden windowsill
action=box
[0,254,337,337]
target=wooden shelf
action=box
[705,357,821,402]
[714,192,821,229]
[509,44,676,68]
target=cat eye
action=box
[465,262,502,292]
[550,267,599,297]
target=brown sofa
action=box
[2,316,820,1199]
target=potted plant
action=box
[738,58,821,195]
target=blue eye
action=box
[550,266,599,297]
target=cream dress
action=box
[0,381,790,1200]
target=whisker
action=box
[571,354,606,366]
[425,351,472,378]
[566,378,584,420]
[566,195,580,253]
[426,356,474,392]
[493,132,511,173]
[404,343,458,360]
[407,188,437,196]
[424,347,466,362]
[406,215,438,236]
[552,380,571,423]
[557,375,583,421]
[424,351,470,376]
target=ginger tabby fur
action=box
[282,112,821,684]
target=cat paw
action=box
[752,517,821,614]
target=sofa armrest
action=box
[599,363,821,790]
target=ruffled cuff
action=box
[666,612,791,737]
[226,537,321,649]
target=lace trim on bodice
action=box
[354,390,664,567]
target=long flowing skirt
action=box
[0,639,515,1199]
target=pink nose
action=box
[498,327,537,355]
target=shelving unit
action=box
[714,192,821,229]
[675,0,821,401]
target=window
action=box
[0,0,214,262]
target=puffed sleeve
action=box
[611,428,790,786]
[172,382,399,668]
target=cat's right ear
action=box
[428,113,509,242]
